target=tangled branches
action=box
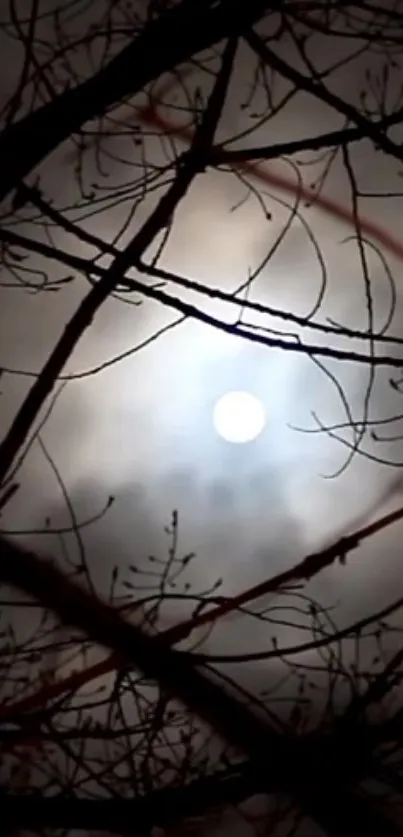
[1,2,403,835]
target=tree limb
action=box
[0,535,401,837]
[0,38,236,484]
[0,0,273,204]
[245,29,403,164]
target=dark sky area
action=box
[1,2,403,833]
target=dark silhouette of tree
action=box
[2,1,403,835]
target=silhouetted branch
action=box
[1,755,401,836]
[2,496,402,727]
[245,30,403,164]
[0,37,237,485]
[0,0,271,203]
[0,534,402,837]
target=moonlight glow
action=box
[213,391,266,444]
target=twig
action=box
[2,501,402,725]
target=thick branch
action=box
[211,106,403,164]
[0,535,401,837]
[0,39,236,484]
[0,761,268,832]
[2,499,402,728]
[0,0,272,204]
[245,30,403,164]
[0,775,401,836]
[0,759,399,836]
[0,535,297,762]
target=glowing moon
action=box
[213,391,266,444]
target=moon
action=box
[213,391,266,444]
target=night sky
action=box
[1,4,403,827]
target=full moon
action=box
[213,391,266,444]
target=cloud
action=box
[2,26,403,747]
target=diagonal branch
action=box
[0,37,237,485]
[0,534,401,837]
[2,492,403,727]
[0,534,294,759]
[211,104,403,164]
[245,29,403,164]
[135,72,403,262]
[0,753,400,835]
[2,226,403,390]
[0,761,271,833]
[5,189,403,350]
[0,0,272,204]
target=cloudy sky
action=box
[1,0,403,755]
